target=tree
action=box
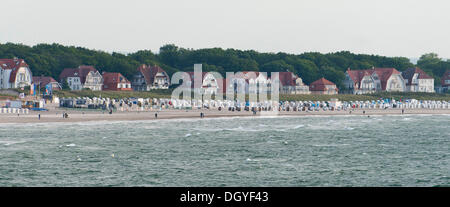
[61,79,70,90]
[418,53,441,66]
[0,43,446,88]
[260,60,294,73]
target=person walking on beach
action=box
[38,113,41,120]
[155,113,158,119]
[200,112,204,118]
[402,109,404,115]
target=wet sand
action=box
[0,107,449,123]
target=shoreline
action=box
[0,108,449,123]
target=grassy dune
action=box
[281,92,450,101]
[53,89,173,99]
[52,89,450,102]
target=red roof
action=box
[442,71,450,87]
[346,69,372,88]
[137,64,169,85]
[59,65,99,84]
[309,78,337,91]
[102,72,130,84]
[277,72,297,86]
[102,72,131,91]
[32,76,58,86]
[347,68,402,90]
[0,58,30,83]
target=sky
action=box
[1,0,450,59]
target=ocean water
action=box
[0,114,449,186]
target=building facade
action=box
[226,71,270,94]
[132,64,170,91]
[184,72,223,95]
[401,68,434,93]
[32,76,61,93]
[309,78,338,95]
[344,68,406,94]
[102,72,132,91]
[0,58,33,89]
[440,71,450,93]
[59,65,103,91]
[277,72,310,94]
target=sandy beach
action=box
[1,106,449,123]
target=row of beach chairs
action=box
[0,108,30,114]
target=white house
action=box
[132,64,170,91]
[0,58,33,89]
[402,68,435,93]
[184,72,224,95]
[226,71,270,94]
[59,65,103,91]
[344,67,406,94]
[277,72,310,94]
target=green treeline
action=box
[1,43,449,88]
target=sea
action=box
[0,114,449,186]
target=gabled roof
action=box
[0,58,30,83]
[311,77,335,86]
[231,71,268,84]
[402,67,434,86]
[32,76,58,86]
[185,72,226,89]
[137,64,169,85]
[102,72,130,84]
[372,68,402,90]
[277,72,297,86]
[347,68,402,90]
[347,69,373,86]
[59,65,99,84]
[0,58,28,70]
[309,78,337,91]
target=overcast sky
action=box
[1,0,449,58]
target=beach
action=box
[1,106,449,123]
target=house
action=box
[132,64,170,91]
[226,71,270,94]
[344,67,406,94]
[309,78,338,94]
[344,69,378,94]
[0,58,33,89]
[277,72,310,94]
[32,76,61,94]
[59,66,103,91]
[440,70,450,93]
[102,72,132,91]
[185,72,223,95]
[401,68,434,93]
